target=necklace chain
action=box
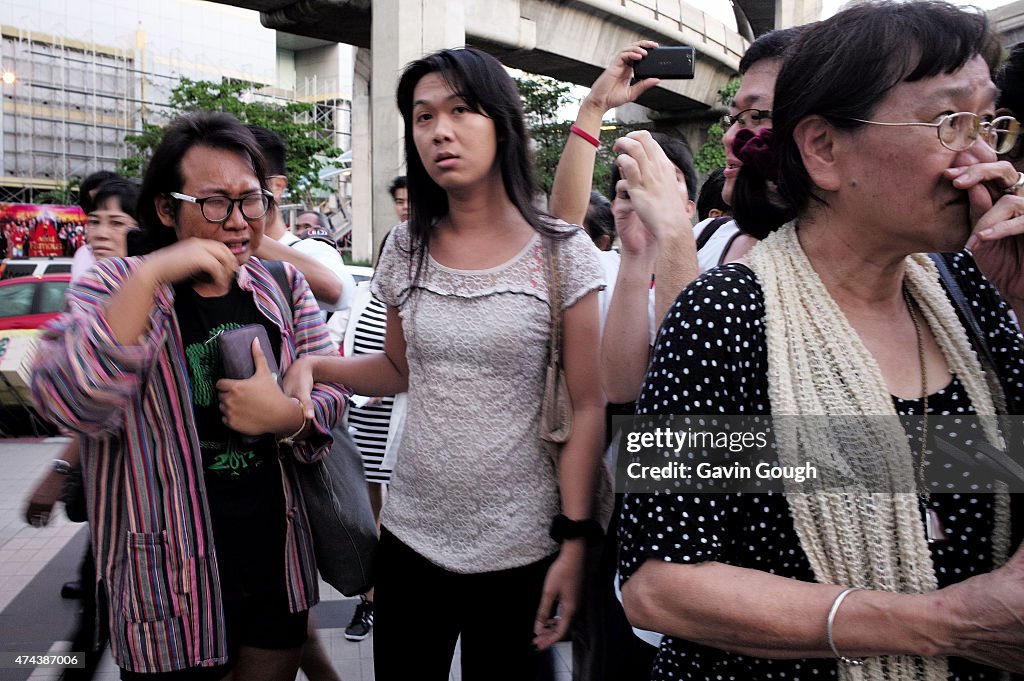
[903,286,928,490]
[904,285,944,543]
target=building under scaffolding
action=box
[0,27,136,203]
[0,1,353,206]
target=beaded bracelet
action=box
[279,398,309,446]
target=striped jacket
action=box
[30,256,348,673]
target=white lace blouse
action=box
[371,221,604,572]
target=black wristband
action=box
[549,513,604,545]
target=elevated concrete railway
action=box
[206,0,818,259]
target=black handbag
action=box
[261,259,378,595]
[294,424,377,596]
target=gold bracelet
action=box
[278,398,309,446]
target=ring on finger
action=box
[1004,171,1024,194]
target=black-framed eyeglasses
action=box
[721,108,772,129]
[169,191,273,223]
[839,112,1021,154]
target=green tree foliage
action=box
[35,178,80,206]
[694,121,727,172]
[515,74,644,198]
[118,77,340,206]
[515,75,574,195]
[589,122,646,197]
[516,75,573,130]
[118,122,164,179]
[694,78,740,173]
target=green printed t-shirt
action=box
[173,281,283,497]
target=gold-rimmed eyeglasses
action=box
[840,112,1021,154]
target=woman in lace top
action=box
[284,47,606,680]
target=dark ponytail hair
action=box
[730,129,795,239]
[733,0,997,237]
[996,43,1024,161]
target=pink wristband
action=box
[570,124,600,149]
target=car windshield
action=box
[0,281,35,318]
[1,264,36,280]
[37,281,68,314]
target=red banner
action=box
[1,203,86,258]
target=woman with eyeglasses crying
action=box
[29,112,347,681]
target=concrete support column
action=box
[775,0,822,28]
[355,0,465,265]
[351,48,373,264]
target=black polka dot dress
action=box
[619,252,1024,681]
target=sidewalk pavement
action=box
[0,440,573,681]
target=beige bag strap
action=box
[544,236,562,367]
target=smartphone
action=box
[632,46,696,80]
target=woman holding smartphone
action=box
[284,47,606,680]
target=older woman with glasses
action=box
[618,3,1024,680]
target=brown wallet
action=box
[217,324,281,444]
[217,324,280,381]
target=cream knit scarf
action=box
[746,223,1011,681]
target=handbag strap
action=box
[263,259,295,334]
[928,253,1024,489]
[927,252,1008,415]
[695,216,733,252]
[544,236,563,368]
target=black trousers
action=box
[373,526,555,681]
[570,495,657,681]
[62,543,108,681]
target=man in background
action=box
[388,175,408,224]
[295,210,332,242]
[693,26,804,271]
[248,125,355,317]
